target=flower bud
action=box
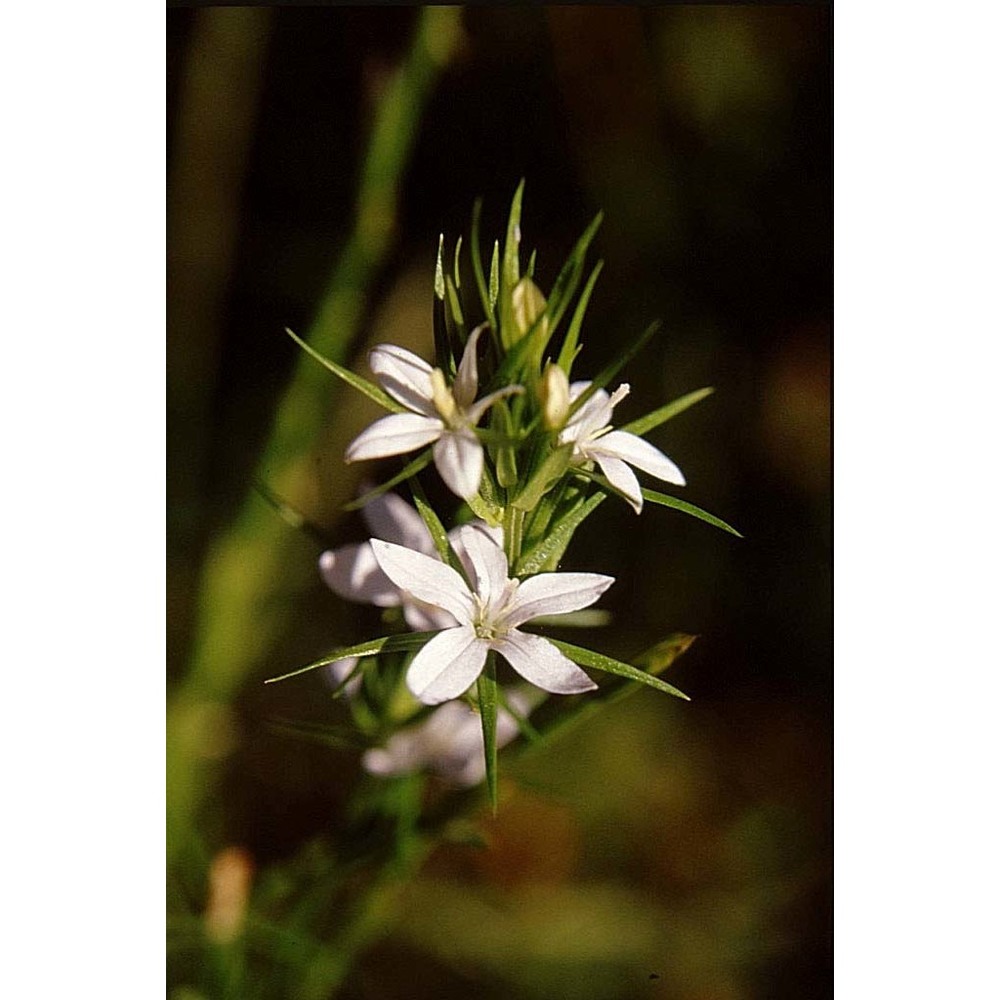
[512,276,548,341]
[430,368,458,424]
[539,362,571,430]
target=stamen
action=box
[430,368,459,424]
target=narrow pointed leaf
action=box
[545,638,690,700]
[512,442,573,512]
[434,234,446,300]
[489,240,500,311]
[266,719,370,751]
[478,653,499,812]
[264,632,440,684]
[254,481,332,547]
[557,259,603,375]
[527,248,537,278]
[620,386,715,437]
[444,274,466,344]
[568,320,660,417]
[499,179,525,348]
[409,476,470,582]
[342,448,434,511]
[284,328,404,413]
[530,609,612,628]
[469,198,495,327]
[640,488,742,537]
[515,492,606,575]
[466,462,504,526]
[546,211,602,333]
[492,398,518,488]
[453,235,463,289]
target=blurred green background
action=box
[167,6,830,998]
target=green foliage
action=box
[477,653,500,812]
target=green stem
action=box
[503,504,525,568]
[167,6,464,870]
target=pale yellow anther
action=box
[430,368,459,424]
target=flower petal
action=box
[318,543,402,607]
[406,626,489,704]
[452,325,483,409]
[503,571,614,628]
[345,413,442,462]
[370,539,474,623]
[402,599,459,632]
[369,344,436,416]
[493,630,597,695]
[592,452,643,513]
[591,430,686,487]
[464,384,524,427]
[360,491,435,554]
[433,429,484,499]
[452,522,510,606]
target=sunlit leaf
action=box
[478,653,499,813]
[284,327,404,413]
[409,476,469,582]
[469,198,495,327]
[515,492,606,575]
[619,386,714,437]
[342,449,434,511]
[264,632,439,684]
[499,179,525,348]
[556,259,603,375]
[545,638,690,700]
[567,320,660,417]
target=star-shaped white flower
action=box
[362,689,533,787]
[345,327,523,500]
[559,381,686,513]
[318,490,500,632]
[371,524,613,704]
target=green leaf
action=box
[545,211,602,336]
[284,327,404,413]
[620,386,714,437]
[557,259,603,375]
[254,480,332,547]
[264,632,439,684]
[492,398,518,488]
[478,653,499,812]
[567,320,660,417]
[512,442,574,512]
[409,477,470,582]
[530,609,611,628]
[266,718,370,751]
[515,492,606,575]
[444,274,466,343]
[453,235,463,289]
[342,449,434,511]
[467,462,504,526]
[526,248,537,278]
[469,198,495,327]
[545,638,690,700]
[489,240,500,311]
[499,179,525,348]
[434,233,446,300]
[640,488,742,537]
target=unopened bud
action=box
[539,362,570,430]
[512,277,548,341]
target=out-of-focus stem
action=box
[167,7,464,868]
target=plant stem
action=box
[167,6,464,870]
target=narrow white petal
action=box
[503,571,614,628]
[406,626,489,704]
[433,429,484,500]
[452,522,510,606]
[370,540,474,622]
[345,413,442,462]
[403,599,459,632]
[361,491,435,553]
[593,452,643,513]
[369,344,436,416]
[493,630,597,695]
[453,325,483,409]
[464,384,524,427]
[562,385,613,444]
[318,544,402,607]
[591,430,686,487]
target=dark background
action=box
[168,7,831,998]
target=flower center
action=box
[471,594,510,642]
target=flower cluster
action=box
[276,184,737,800]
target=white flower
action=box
[371,524,613,705]
[559,381,686,513]
[362,689,533,787]
[345,327,523,500]
[318,490,500,632]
